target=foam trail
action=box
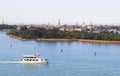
[0,61,20,64]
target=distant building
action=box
[16,26,21,31]
[58,19,61,25]
[59,27,65,31]
[107,29,117,33]
[74,28,82,31]
[66,27,74,32]
[87,25,94,30]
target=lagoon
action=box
[0,32,120,76]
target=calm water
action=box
[0,32,120,76]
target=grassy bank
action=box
[7,34,120,44]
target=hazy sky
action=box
[0,0,120,25]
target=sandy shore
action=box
[78,39,120,44]
[6,34,29,40]
[7,34,120,44]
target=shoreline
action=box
[6,34,120,44]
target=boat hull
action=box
[20,59,48,64]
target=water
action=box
[0,32,120,76]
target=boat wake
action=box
[0,61,20,64]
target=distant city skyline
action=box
[0,0,120,25]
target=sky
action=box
[0,0,120,25]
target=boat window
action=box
[23,57,35,58]
[24,59,27,61]
[33,59,35,61]
[27,59,29,61]
[36,59,38,61]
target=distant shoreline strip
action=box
[6,34,120,44]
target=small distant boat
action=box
[21,54,48,64]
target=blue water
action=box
[0,32,120,76]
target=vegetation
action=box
[8,27,120,41]
[0,24,16,29]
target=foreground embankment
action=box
[7,34,120,44]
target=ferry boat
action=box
[21,54,48,64]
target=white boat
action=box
[21,54,48,64]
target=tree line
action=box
[0,24,16,29]
[8,26,120,41]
